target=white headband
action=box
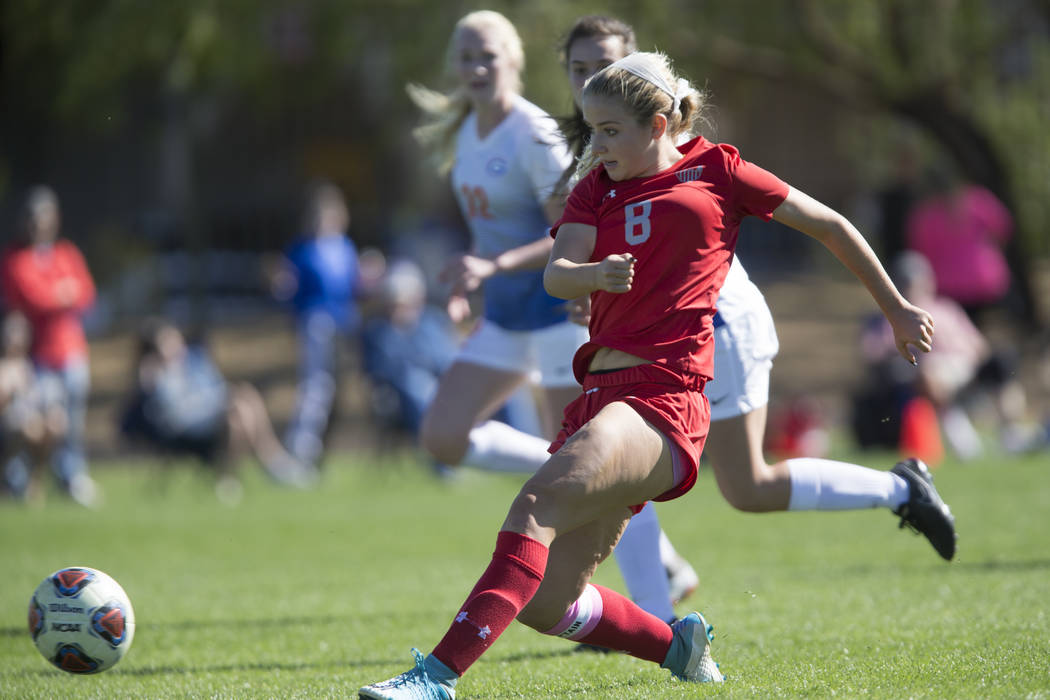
[606,53,688,113]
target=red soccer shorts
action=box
[549,362,709,512]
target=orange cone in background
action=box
[899,396,944,467]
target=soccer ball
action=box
[27,567,136,674]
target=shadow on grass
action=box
[8,649,582,680]
[823,556,1050,578]
[0,611,401,640]
[114,643,589,679]
[151,612,388,631]
[5,656,400,679]
[119,647,581,679]
[491,647,576,664]
[115,657,397,677]
[952,557,1050,573]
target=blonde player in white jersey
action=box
[558,13,955,578]
[407,10,583,474]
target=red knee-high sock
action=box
[431,530,548,676]
[577,584,674,664]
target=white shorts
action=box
[455,319,587,388]
[705,306,779,422]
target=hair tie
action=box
[672,78,690,113]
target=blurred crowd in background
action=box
[1,1,1048,506]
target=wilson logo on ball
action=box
[51,568,95,597]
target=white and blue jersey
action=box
[707,255,780,420]
[452,95,573,331]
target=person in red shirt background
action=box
[1,185,98,506]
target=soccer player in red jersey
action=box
[359,51,936,699]
[559,15,957,576]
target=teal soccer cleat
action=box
[359,649,456,700]
[660,611,725,683]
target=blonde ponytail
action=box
[406,83,472,176]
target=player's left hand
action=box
[439,253,498,294]
[888,302,934,365]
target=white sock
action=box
[786,457,910,511]
[657,528,678,567]
[613,503,675,622]
[461,420,552,473]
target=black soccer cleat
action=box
[891,458,957,561]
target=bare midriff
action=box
[587,346,652,373]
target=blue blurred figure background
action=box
[269,181,360,468]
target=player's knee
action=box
[728,493,767,512]
[503,488,542,531]
[419,431,467,466]
[504,480,582,539]
[419,412,469,465]
[718,479,776,512]
[714,476,759,511]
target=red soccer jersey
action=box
[553,136,789,383]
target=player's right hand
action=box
[594,254,635,294]
[888,302,934,365]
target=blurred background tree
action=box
[1,0,1046,327]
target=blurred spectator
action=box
[0,312,67,503]
[359,257,542,474]
[119,317,317,503]
[905,170,1014,326]
[854,251,1037,461]
[268,181,360,468]
[0,186,98,506]
[360,259,458,440]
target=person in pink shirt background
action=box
[905,170,1014,324]
[1,185,99,506]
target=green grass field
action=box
[2,448,1049,699]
